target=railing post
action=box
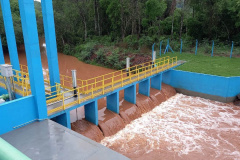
[102,77,104,94]
[71,70,77,97]
[230,41,234,59]
[62,93,65,110]
[121,70,123,87]
[126,57,130,77]
[152,43,155,60]
[195,39,198,55]
[211,40,214,57]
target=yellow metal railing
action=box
[47,56,178,115]
[0,69,31,96]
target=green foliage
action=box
[74,41,97,62]
[161,52,240,77]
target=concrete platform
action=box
[1,120,129,160]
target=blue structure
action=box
[107,91,119,114]
[0,37,4,64]
[124,84,136,104]
[211,40,214,57]
[159,41,162,56]
[85,101,98,125]
[41,0,60,88]
[139,78,150,97]
[18,0,47,120]
[163,70,240,102]
[164,39,174,54]
[0,0,20,70]
[151,74,162,90]
[195,40,198,55]
[180,39,183,54]
[0,0,183,135]
[230,41,234,58]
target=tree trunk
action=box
[94,0,98,35]
[171,14,174,37]
[120,0,125,39]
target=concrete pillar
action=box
[52,111,71,129]
[0,37,5,64]
[18,0,47,119]
[151,73,162,90]
[107,91,119,114]
[0,0,20,70]
[124,84,136,104]
[85,101,98,125]
[41,0,60,87]
[139,78,150,97]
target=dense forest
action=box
[0,0,240,68]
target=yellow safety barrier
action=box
[47,56,178,115]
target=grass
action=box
[160,52,240,77]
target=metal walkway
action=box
[46,57,183,115]
[0,56,183,117]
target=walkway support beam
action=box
[85,101,98,125]
[124,84,136,104]
[139,78,150,97]
[0,0,20,70]
[41,0,60,87]
[107,91,119,114]
[52,111,71,129]
[18,0,47,119]
[151,73,162,90]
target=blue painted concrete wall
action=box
[163,70,240,98]
[0,95,38,135]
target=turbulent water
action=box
[101,94,240,160]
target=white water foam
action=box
[101,94,240,159]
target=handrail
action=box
[47,56,178,115]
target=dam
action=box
[0,0,240,159]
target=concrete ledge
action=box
[176,88,235,103]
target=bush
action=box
[139,36,154,47]
[74,41,97,61]
[123,35,139,48]
[63,44,74,55]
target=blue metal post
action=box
[195,40,198,55]
[0,37,5,64]
[151,73,162,90]
[230,41,234,59]
[124,84,136,104]
[211,40,214,57]
[159,41,162,56]
[41,0,60,87]
[85,101,98,125]
[0,0,20,70]
[18,0,47,119]
[167,39,170,53]
[52,111,71,129]
[180,39,183,54]
[107,91,119,114]
[139,78,150,97]
[152,43,155,60]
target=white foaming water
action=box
[101,94,240,159]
